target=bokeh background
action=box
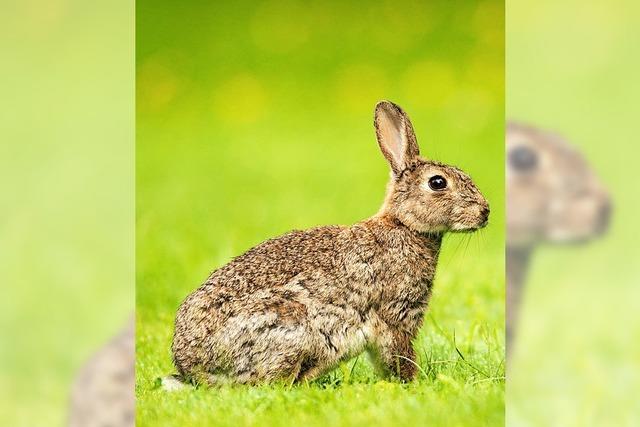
[0,0,133,425]
[137,0,504,426]
[508,0,640,425]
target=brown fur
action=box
[171,101,489,385]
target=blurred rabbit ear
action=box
[374,101,420,176]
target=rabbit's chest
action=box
[372,240,439,314]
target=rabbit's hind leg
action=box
[293,352,338,383]
[223,323,311,384]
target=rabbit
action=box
[69,316,135,427]
[169,101,490,386]
[506,122,611,355]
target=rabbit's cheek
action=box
[448,211,473,231]
[545,196,610,242]
[450,203,488,231]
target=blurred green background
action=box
[508,0,640,425]
[0,1,133,426]
[137,0,504,426]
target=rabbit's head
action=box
[506,122,611,247]
[375,101,489,234]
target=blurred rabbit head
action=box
[506,122,611,247]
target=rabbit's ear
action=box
[374,101,420,176]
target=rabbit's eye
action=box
[428,175,447,191]
[509,145,538,172]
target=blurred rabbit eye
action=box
[428,175,447,191]
[509,145,538,172]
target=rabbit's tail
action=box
[158,374,188,391]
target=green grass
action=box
[137,0,504,425]
[138,370,503,427]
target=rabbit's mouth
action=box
[450,221,487,233]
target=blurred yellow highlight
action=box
[213,73,269,125]
[401,61,456,109]
[137,58,180,112]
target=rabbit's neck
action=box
[361,214,443,328]
[364,214,443,258]
[507,246,532,289]
[506,245,533,351]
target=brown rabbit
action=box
[506,122,610,354]
[169,101,490,386]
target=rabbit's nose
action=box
[479,206,490,227]
[481,206,490,220]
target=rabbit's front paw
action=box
[368,331,419,382]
